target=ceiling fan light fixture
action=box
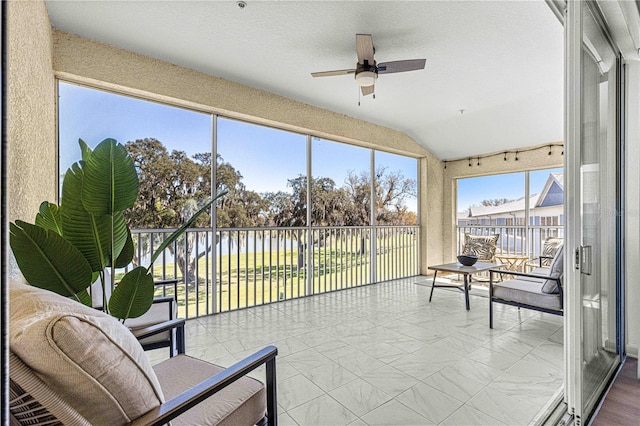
[355,70,377,87]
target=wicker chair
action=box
[9,280,278,426]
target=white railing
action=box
[127,225,420,318]
[456,225,564,257]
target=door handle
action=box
[576,245,592,275]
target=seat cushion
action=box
[517,267,549,284]
[153,355,266,426]
[462,234,499,261]
[493,279,562,311]
[9,280,164,425]
[126,299,175,346]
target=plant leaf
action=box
[113,227,134,268]
[10,221,93,300]
[78,138,92,162]
[75,289,93,307]
[82,138,139,216]
[109,266,154,320]
[35,201,63,235]
[150,190,227,265]
[61,163,109,270]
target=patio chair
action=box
[488,245,564,328]
[92,273,182,356]
[9,280,278,426]
[525,237,563,270]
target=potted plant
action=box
[10,138,225,321]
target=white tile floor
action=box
[147,276,564,425]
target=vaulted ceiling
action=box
[46,0,564,160]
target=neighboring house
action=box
[458,173,564,227]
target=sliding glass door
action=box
[565,1,623,423]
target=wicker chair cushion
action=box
[9,281,164,425]
[153,355,266,425]
[462,234,499,261]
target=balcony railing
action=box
[127,225,419,318]
[456,224,564,257]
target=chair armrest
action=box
[152,296,175,305]
[130,318,185,341]
[154,279,179,297]
[130,345,278,426]
[489,269,555,281]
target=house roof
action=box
[462,172,563,218]
[45,1,563,160]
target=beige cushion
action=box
[154,354,266,426]
[462,234,499,261]
[493,279,562,311]
[542,246,564,294]
[9,281,164,425]
[125,299,175,346]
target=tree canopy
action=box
[123,138,417,231]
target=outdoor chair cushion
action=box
[153,354,266,425]
[492,278,562,311]
[126,299,175,347]
[541,246,564,294]
[462,233,499,261]
[541,238,564,265]
[9,280,164,425]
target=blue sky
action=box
[59,81,557,215]
[457,168,563,211]
[59,82,418,212]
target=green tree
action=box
[125,138,212,281]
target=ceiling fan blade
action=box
[311,69,356,78]
[356,34,375,65]
[377,59,426,74]
[361,84,375,96]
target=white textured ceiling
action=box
[45,0,564,160]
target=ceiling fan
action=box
[311,34,426,97]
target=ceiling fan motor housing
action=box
[355,62,377,87]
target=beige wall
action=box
[7,0,56,278]
[441,145,564,262]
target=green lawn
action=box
[143,234,417,318]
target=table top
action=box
[428,262,502,274]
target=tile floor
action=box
[147,276,564,425]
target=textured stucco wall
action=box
[52,31,432,159]
[52,30,444,273]
[441,145,564,262]
[7,0,56,278]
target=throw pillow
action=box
[462,234,499,261]
[9,281,164,424]
[541,246,564,294]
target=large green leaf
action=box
[149,190,227,265]
[35,201,63,235]
[113,227,134,268]
[75,289,92,307]
[82,139,139,216]
[10,221,93,300]
[78,138,92,162]
[61,163,109,270]
[109,267,154,320]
